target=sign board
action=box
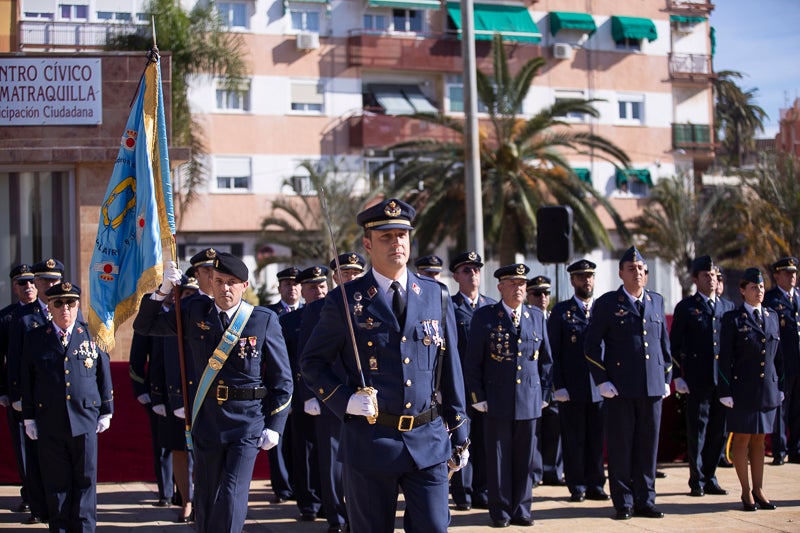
[0,58,102,126]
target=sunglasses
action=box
[52,299,78,309]
[16,280,34,286]
[530,291,550,297]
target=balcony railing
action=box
[672,123,714,151]
[669,53,714,82]
[668,0,715,13]
[19,20,144,50]
[349,113,461,149]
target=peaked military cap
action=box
[213,252,249,282]
[32,258,64,279]
[714,265,723,277]
[742,267,763,285]
[10,264,35,282]
[190,247,217,267]
[415,255,443,273]
[276,267,301,282]
[297,266,329,284]
[450,251,484,272]
[619,246,645,268]
[526,275,551,291]
[330,252,366,272]
[182,275,200,291]
[356,198,415,231]
[494,263,530,281]
[771,256,799,273]
[567,259,596,275]
[45,281,81,299]
[691,255,715,275]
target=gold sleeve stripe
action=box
[322,383,342,403]
[129,365,146,384]
[270,398,291,415]
[584,354,605,371]
[671,357,681,370]
[450,417,467,431]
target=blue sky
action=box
[710,0,800,138]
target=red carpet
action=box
[0,362,271,484]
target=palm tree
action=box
[106,0,248,221]
[630,174,743,296]
[384,34,631,264]
[713,70,768,167]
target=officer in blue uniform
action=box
[281,265,329,522]
[763,256,800,464]
[718,268,783,511]
[464,263,552,528]
[300,199,469,533]
[7,258,66,524]
[548,259,609,503]
[449,251,495,511]
[415,254,444,281]
[0,264,38,515]
[584,246,672,520]
[268,267,302,316]
[21,282,113,532]
[670,255,734,496]
[133,252,293,533]
[187,248,218,300]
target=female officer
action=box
[718,268,784,512]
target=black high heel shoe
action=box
[752,490,776,510]
[740,496,758,512]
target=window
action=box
[289,175,314,195]
[214,157,251,192]
[365,157,396,191]
[618,95,644,124]
[97,11,132,21]
[446,79,488,114]
[217,2,248,29]
[136,12,148,22]
[60,4,88,20]
[554,90,587,122]
[216,81,251,112]
[364,14,387,31]
[290,82,324,114]
[615,38,642,51]
[392,9,422,32]
[290,9,320,32]
[24,12,54,19]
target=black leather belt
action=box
[215,385,267,402]
[375,406,439,432]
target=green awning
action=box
[616,168,653,187]
[291,0,328,3]
[611,16,658,43]
[447,2,542,43]
[669,15,706,24]
[710,26,716,56]
[572,167,591,183]
[368,0,440,9]
[549,12,596,36]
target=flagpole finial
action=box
[151,16,157,48]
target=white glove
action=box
[662,382,671,399]
[472,401,488,413]
[719,396,734,408]
[152,404,167,417]
[173,407,185,419]
[781,391,785,403]
[258,428,280,450]
[542,400,549,409]
[554,389,570,402]
[598,382,619,399]
[0,395,9,407]
[96,414,112,433]
[674,377,690,394]
[153,262,182,300]
[448,447,469,471]
[137,393,151,405]
[24,419,37,440]
[12,400,22,412]
[346,392,377,417]
[304,398,321,416]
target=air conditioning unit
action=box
[553,43,572,60]
[296,31,320,51]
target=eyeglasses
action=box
[16,280,34,286]
[530,291,550,297]
[51,299,78,309]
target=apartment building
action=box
[3,0,717,319]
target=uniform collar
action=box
[372,268,408,301]
[215,301,242,320]
[573,295,593,309]
[501,300,522,318]
[622,286,644,305]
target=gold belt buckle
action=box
[216,385,229,402]
[397,415,414,432]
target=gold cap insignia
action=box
[468,251,477,261]
[46,259,56,268]
[790,259,797,267]
[348,254,358,264]
[516,264,526,275]
[384,201,401,218]
[313,267,322,276]
[63,282,73,291]
[206,248,216,259]
[20,265,30,273]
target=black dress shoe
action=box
[300,512,317,521]
[741,496,758,512]
[543,478,567,486]
[154,498,170,507]
[570,492,585,502]
[585,489,610,501]
[327,525,347,533]
[655,470,667,478]
[274,495,291,504]
[25,515,42,525]
[455,502,472,511]
[473,499,489,509]
[491,518,510,528]
[752,491,776,510]
[510,517,534,526]
[177,510,195,523]
[690,487,705,497]
[718,458,734,468]
[634,506,665,518]
[771,456,785,466]
[614,508,632,520]
[14,502,30,513]
[704,484,728,495]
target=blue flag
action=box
[89,53,175,351]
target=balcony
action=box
[669,53,714,83]
[348,112,461,149]
[672,123,714,151]
[19,20,144,51]
[668,0,715,13]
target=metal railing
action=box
[19,20,145,50]
[669,53,713,79]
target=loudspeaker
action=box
[537,206,573,264]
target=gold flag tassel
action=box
[725,431,734,464]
